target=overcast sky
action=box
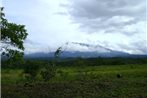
[2,0,147,54]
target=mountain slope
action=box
[25,42,131,58]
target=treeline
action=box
[57,57,147,66]
[2,57,147,69]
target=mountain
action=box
[24,50,130,58]
[24,51,147,59]
[25,42,131,58]
[24,42,147,59]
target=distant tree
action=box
[54,47,62,58]
[1,7,28,61]
[41,47,63,82]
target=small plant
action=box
[41,63,56,82]
[116,74,123,78]
[57,70,68,79]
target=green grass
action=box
[1,64,147,98]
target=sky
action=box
[2,0,147,54]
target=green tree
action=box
[1,7,28,61]
[41,47,63,82]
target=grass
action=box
[1,64,147,98]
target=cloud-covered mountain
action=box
[25,42,131,58]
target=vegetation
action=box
[23,61,40,81]
[40,63,56,82]
[1,7,28,61]
[2,64,147,98]
[2,57,147,69]
[1,6,147,98]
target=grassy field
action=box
[1,64,147,98]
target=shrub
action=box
[40,63,56,82]
[40,47,63,82]
[23,61,40,81]
[57,70,69,79]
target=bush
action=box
[40,63,56,82]
[57,70,69,79]
[40,47,63,82]
[23,61,40,81]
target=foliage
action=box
[2,64,147,98]
[1,7,28,61]
[54,47,62,58]
[6,50,25,67]
[23,61,40,81]
[40,47,63,81]
[56,57,147,67]
[2,57,147,69]
[40,63,56,82]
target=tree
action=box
[1,7,28,61]
[40,47,63,82]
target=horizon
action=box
[2,0,147,54]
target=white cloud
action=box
[2,0,147,54]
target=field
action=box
[1,64,147,98]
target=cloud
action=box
[67,0,145,19]
[117,40,147,54]
[24,39,48,54]
[60,0,147,54]
[65,0,146,35]
[3,0,147,54]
